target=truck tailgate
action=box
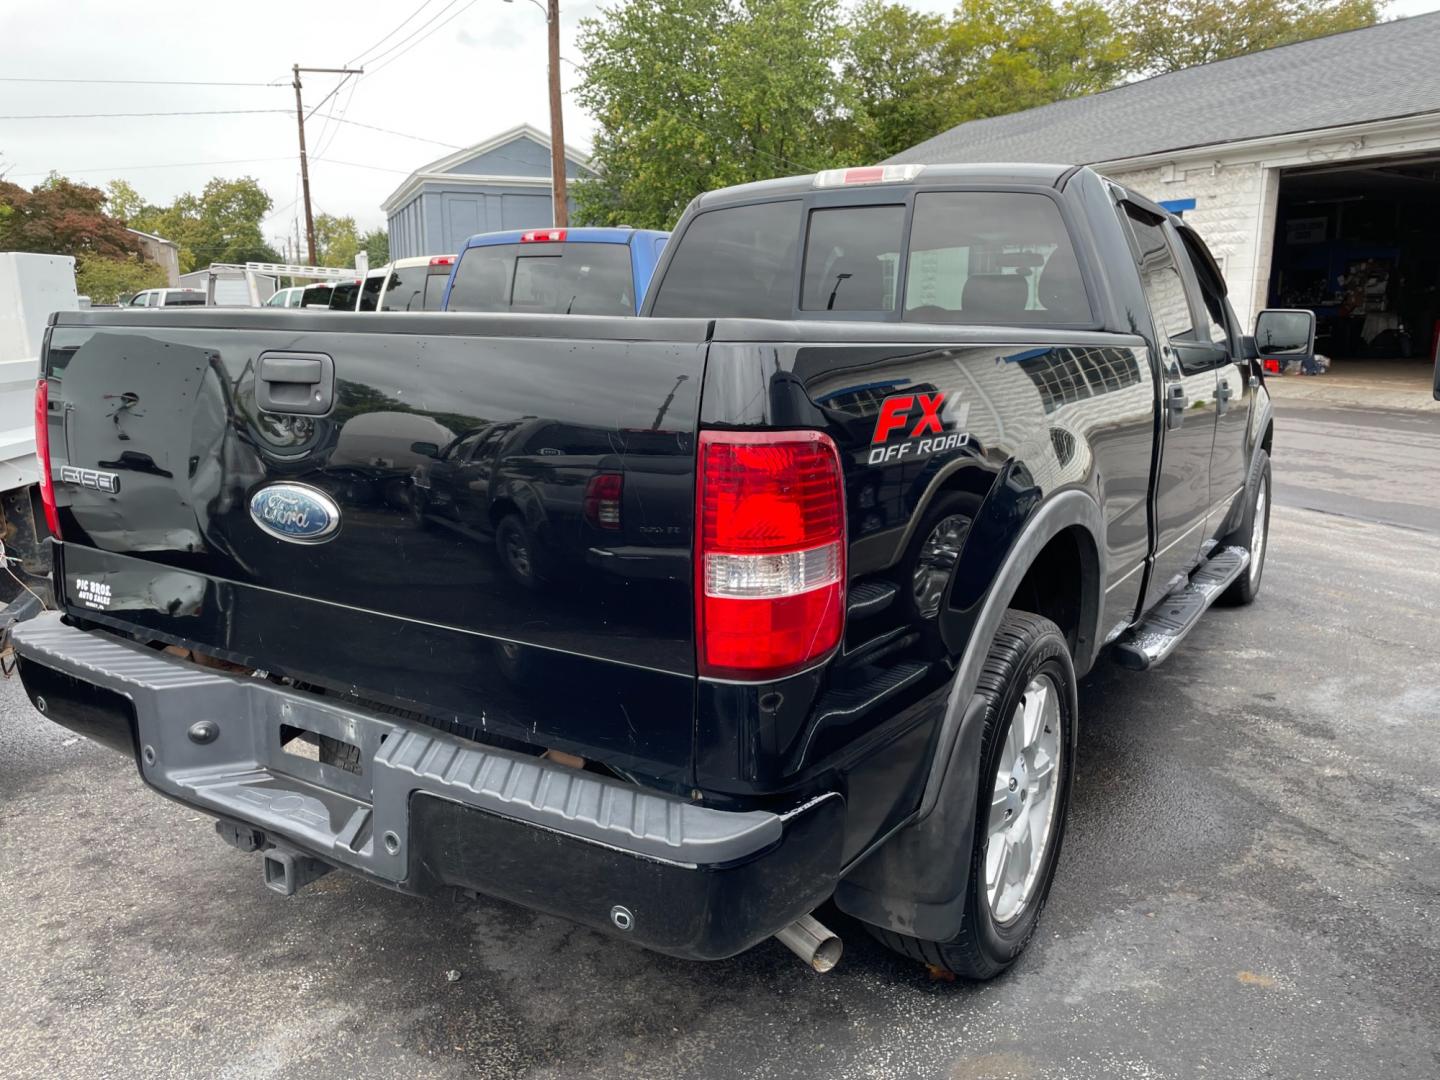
[42,310,709,785]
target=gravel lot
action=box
[1,398,1436,1080]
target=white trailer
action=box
[0,252,79,602]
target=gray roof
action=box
[890,13,1440,167]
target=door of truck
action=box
[1173,226,1251,536]
[1120,203,1220,607]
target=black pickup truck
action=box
[14,164,1314,978]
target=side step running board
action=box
[1113,545,1250,671]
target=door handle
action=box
[1217,380,1233,416]
[257,351,335,416]
[1165,383,1187,430]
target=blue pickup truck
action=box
[442,227,669,316]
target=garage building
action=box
[891,14,1440,368]
[382,124,595,260]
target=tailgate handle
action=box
[257,352,334,416]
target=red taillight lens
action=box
[696,430,845,680]
[521,229,567,243]
[429,255,455,266]
[34,378,60,538]
[584,472,623,530]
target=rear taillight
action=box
[34,378,60,537]
[584,473,623,530]
[696,430,845,680]
[521,229,567,243]
[429,255,455,267]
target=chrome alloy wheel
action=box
[912,514,969,618]
[1249,476,1268,588]
[986,674,1063,924]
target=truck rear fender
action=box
[834,487,1103,941]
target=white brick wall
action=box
[1103,159,1276,328]
[1098,116,1440,331]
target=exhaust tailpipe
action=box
[774,913,842,973]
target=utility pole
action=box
[506,0,567,226]
[546,0,568,228]
[292,63,363,265]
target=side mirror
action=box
[410,441,440,458]
[1252,308,1316,363]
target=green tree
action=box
[361,226,389,266]
[104,179,148,225]
[575,0,851,228]
[119,176,280,272]
[837,3,958,161]
[1117,0,1380,76]
[941,0,1128,125]
[314,213,361,268]
[0,174,142,259]
[75,254,168,305]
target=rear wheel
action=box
[868,610,1075,979]
[1222,450,1270,605]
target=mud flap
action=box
[832,691,989,941]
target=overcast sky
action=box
[3,0,1438,250]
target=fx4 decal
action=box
[867,390,971,464]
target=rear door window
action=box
[381,265,426,312]
[903,192,1090,324]
[358,274,384,312]
[1123,207,1196,343]
[423,270,449,310]
[447,244,635,315]
[801,205,904,312]
[649,200,799,319]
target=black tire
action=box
[903,491,982,622]
[868,610,1076,979]
[495,513,545,590]
[318,734,362,775]
[1221,450,1270,606]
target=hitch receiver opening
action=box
[262,847,333,897]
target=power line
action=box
[311,158,412,175]
[0,108,288,119]
[309,112,463,149]
[346,0,438,66]
[366,0,479,78]
[315,75,362,159]
[359,0,468,72]
[0,76,281,87]
[5,156,293,178]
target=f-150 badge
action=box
[248,483,341,544]
[867,390,971,464]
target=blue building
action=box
[382,124,595,260]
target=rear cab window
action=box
[649,189,1091,324]
[651,200,798,319]
[447,243,635,315]
[358,274,385,312]
[328,281,361,311]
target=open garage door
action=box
[1268,155,1440,378]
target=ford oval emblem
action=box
[248,483,341,544]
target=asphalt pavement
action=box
[1,396,1437,1080]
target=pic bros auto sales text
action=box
[867,390,971,464]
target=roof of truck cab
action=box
[691,163,1078,209]
[461,227,670,248]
